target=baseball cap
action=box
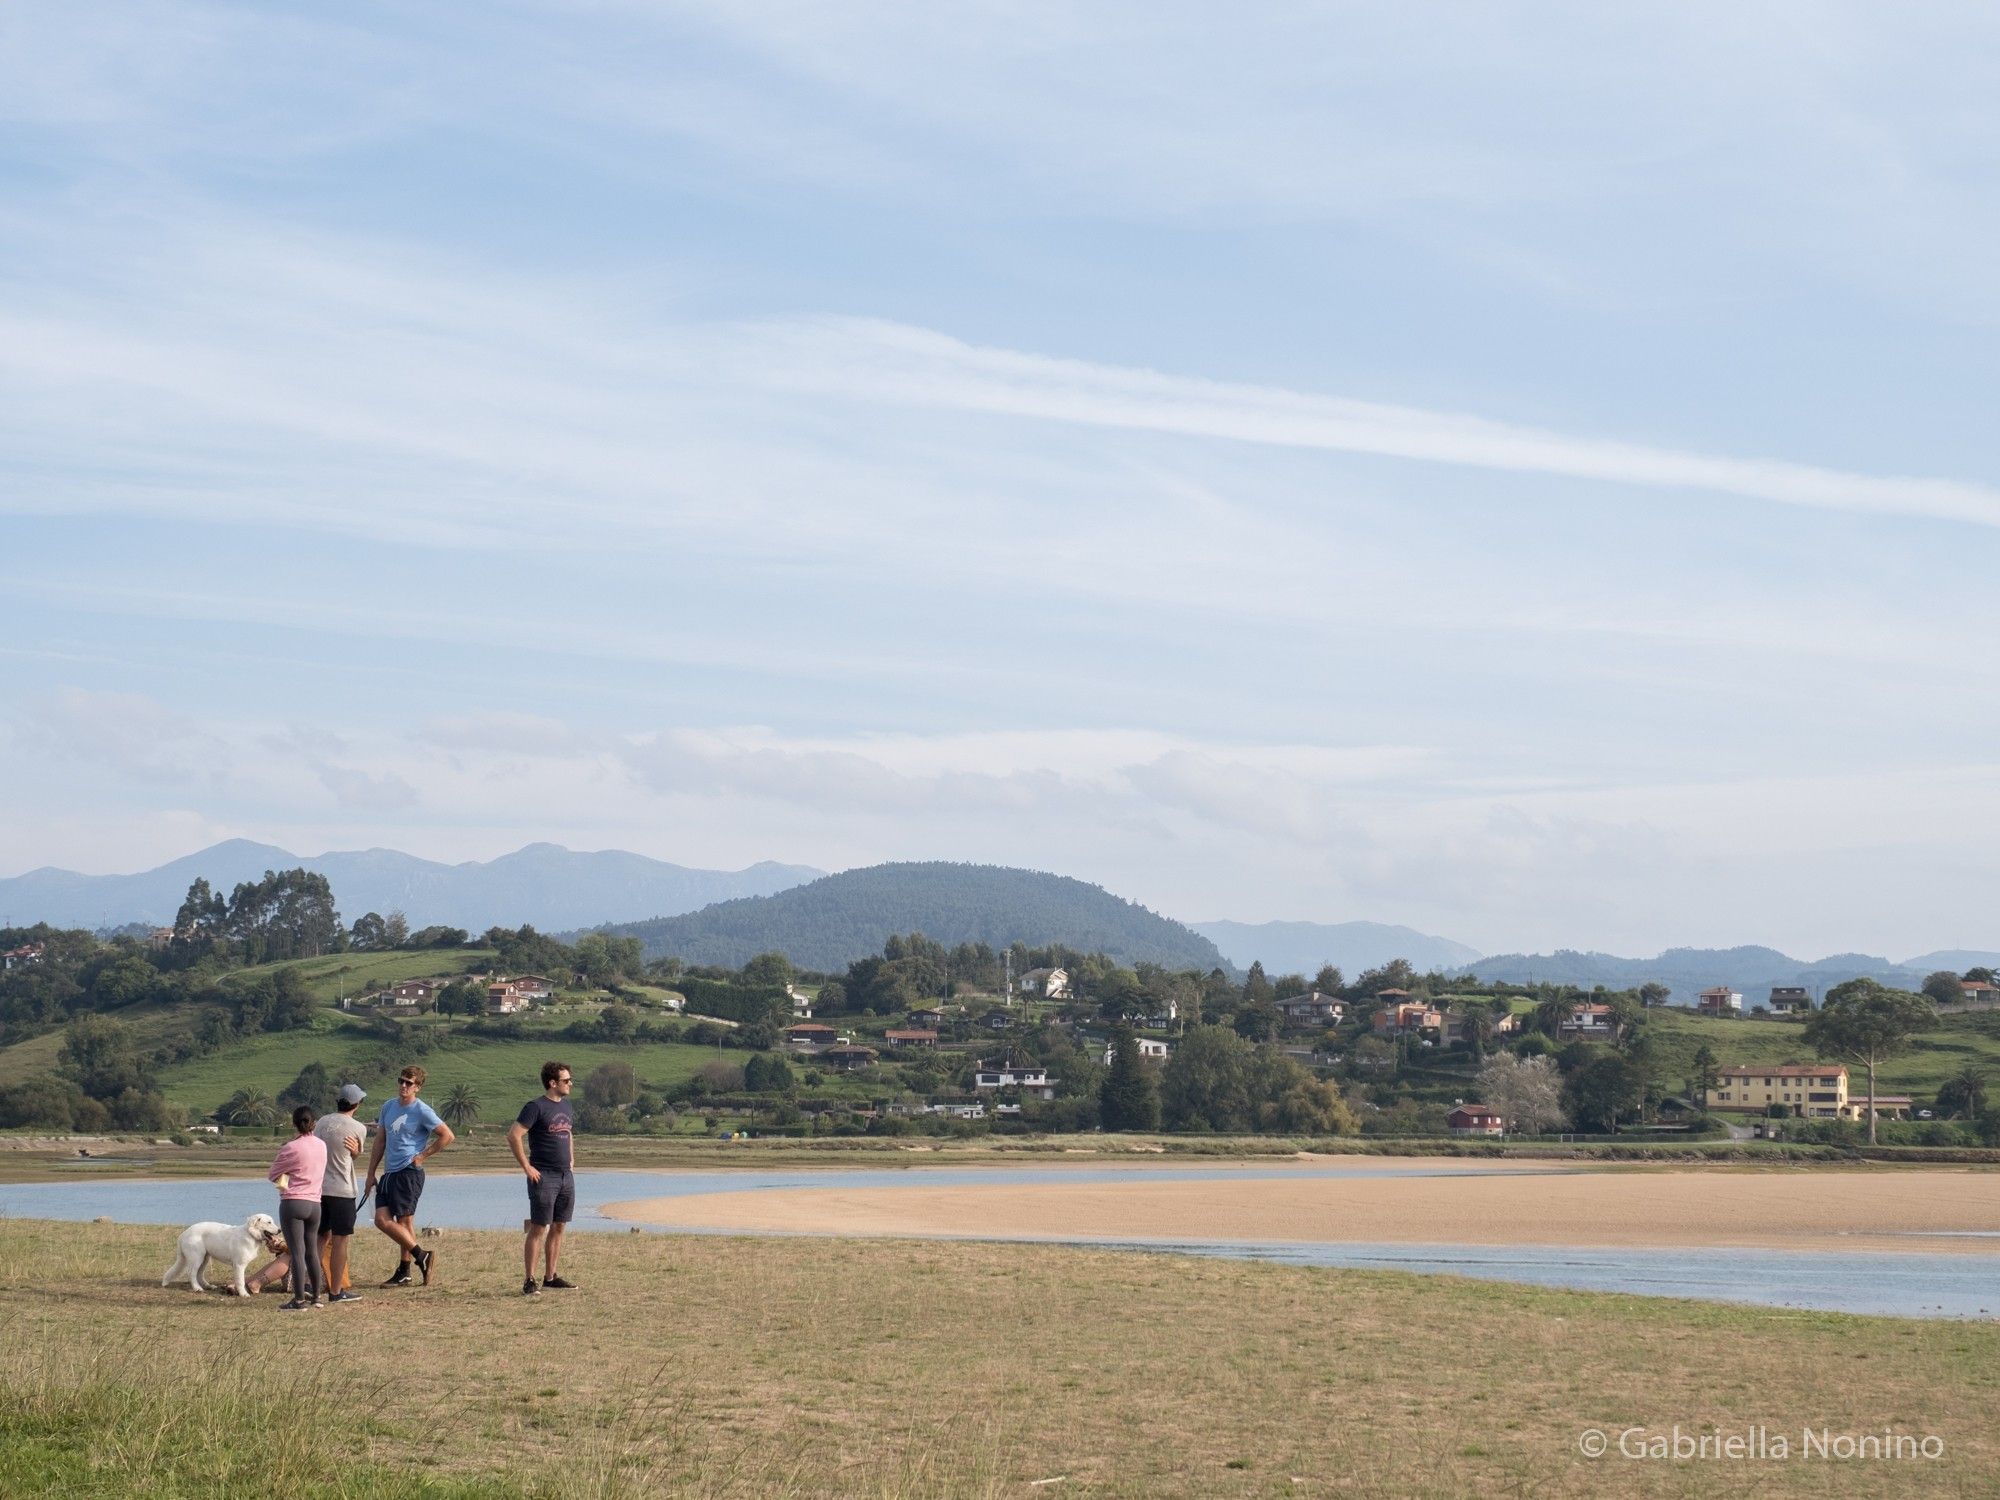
[337,1083,367,1105]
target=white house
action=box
[1016,967,1071,1000]
[922,1100,987,1120]
[973,1060,1058,1099]
[786,983,814,1018]
[1102,1037,1170,1066]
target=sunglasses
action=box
[398,1078,419,1087]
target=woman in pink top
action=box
[268,1105,330,1310]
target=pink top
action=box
[268,1132,328,1201]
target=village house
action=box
[386,978,444,1008]
[2,942,46,970]
[1695,986,1743,1016]
[1101,1036,1171,1066]
[1372,1001,1443,1037]
[1961,980,2000,1005]
[509,974,555,1001]
[1446,1104,1504,1137]
[785,983,814,1018]
[972,1060,1058,1099]
[1706,1064,1848,1118]
[922,1099,987,1120]
[883,1028,939,1048]
[1016,966,1072,1000]
[820,1044,879,1071]
[1275,991,1345,1027]
[978,1008,1015,1032]
[784,1022,839,1047]
[907,1006,947,1027]
[1767,986,1811,1015]
[145,927,177,950]
[1556,1002,1618,1041]
[487,981,529,1015]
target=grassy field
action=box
[267,950,499,1003]
[1643,1007,2000,1096]
[2,1218,1996,1497]
[152,1028,729,1119]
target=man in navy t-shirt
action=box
[506,1060,576,1296]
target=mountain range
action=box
[1193,919,1482,977]
[0,840,823,933]
[595,862,1230,973]
[1459,945,2000,1002]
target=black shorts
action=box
[527,1170,574,1226]
[320,1194,358,1236]
[377,1166,425,1219]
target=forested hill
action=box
[594,863,1231,972]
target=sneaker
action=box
[540,1275,576,1290]
[329,1291,363,1304]
[381,1265,413,1287]
[522,1278,541,1297]
[279,1297,311,1312]
[414,1248,436,1286]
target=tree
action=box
[1561,1053,1644,1133]
[437,977,486,1016]
[60,1014,149,1100]
[349,912,388,951]
[1312,964,1343,996]
[382,910,410,948]
[1934,1063,1988,1122]
[1099,1030,1162,1132]
[584,1061,639,1108]
[1804,979,1934,1144]
[277,1060,335,1114]
[1638,982,1670,1008]
[1965,966,1996,984]
[441,1082,481,1127]
[740,952,795,989]
[1922,971,1966,1007]
[1240,962,1274,1007]
[220,1088,279,1126]
[1475,1053,1566,1135]
[1159,1026,1253,1132]
[1688,1044,1721,1106]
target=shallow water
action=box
[7,1163,1995,1319]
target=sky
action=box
[3,2,1998,959]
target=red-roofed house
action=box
[1446,1105,1504,1137]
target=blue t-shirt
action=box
[379,1097,444,1174]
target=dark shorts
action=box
[527,1170,574,1226]
[320,1194,357,1237]
[377,1166,425,1219]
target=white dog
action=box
[162,1212,281,1297]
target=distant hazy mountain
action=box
[1901,950,2000,973]
[0,840,822,933]
[598,862,1230,972]
[1461,944,1939,1003]
[1193,919,1481,977]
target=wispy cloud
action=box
[735,316,2000,530]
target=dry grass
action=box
[1,1217,1996,1497]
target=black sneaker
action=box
[522,1278,541,1297]
[381,1265,413,1287]
[541,1275,576,1290]
[414,1247,435,1286]
[329,1291,363,1304]
[279,1297,312,1312]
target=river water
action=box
[6,1163,1994,1319]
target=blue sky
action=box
[3,3,1998,957]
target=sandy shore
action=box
[606,1161,2000,1253]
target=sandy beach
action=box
[607,1160,2000,1253]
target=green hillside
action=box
[1643,1007,2000,1097]
[599,861,1229,972]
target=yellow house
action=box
[1706,1065,1847,1118]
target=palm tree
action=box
[441,1082,481,1128]
[222,1088,278,1127]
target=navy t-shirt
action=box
[516,1096,574,1174]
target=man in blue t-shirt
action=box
[505,1060,576,1296]
[364,1065,455,1287]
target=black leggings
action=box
[280,1200,326,1301]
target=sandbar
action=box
[606,1161,2000,1254]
